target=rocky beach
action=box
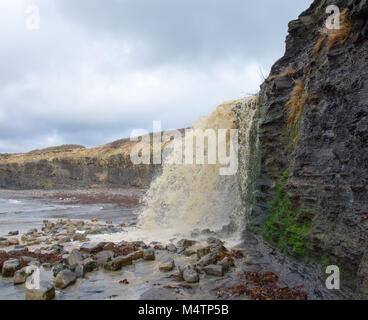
[0,189,310,300]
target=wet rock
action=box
[8,231,19,236]
[197,252,217,267]
[129,250,144,261]
[54,269,77,289]
[104,255,133,271]
[20,256,38,266]
[66,226,75,234]
[166,244,177,253]
[159,259,175,272]
[42,263,52,271]
[52,263,67,277]
[50,245,64,254]
[177,239,197,248]
[210,245,228,256]
[26,281,55,300]
[9,238,19,246]
[184,248,196,257]
[57,236,71,245]
[80,243,101,254]
[81,258,98,273]
[94,251,114,265]
[132,241,146,248]
[203,264,224,277]
[103,242,115,251]
[197,247,211,259]
[0,240,10,247]
[74,265,85,278]
[183,268,199,283]
[217,257,232,272]
[2,259,20,277]
[67,249,84,266]
[143,248,155,261]
[73,233,87,242]
[14,267,34,285]
[207,237,224,246]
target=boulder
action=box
[159,259,175,272]
[82,258,98,273]
[14,267,34,285]
[80,243,101,254]
[203,264,224,277]
[197,247,211,259]
[94,251,114,265]
[130,250,144,260]
[20,256,38,266]
[183,268,199,283]
[0,240,10,247]
[166,244,177,253]
[9,238,19,246]
[73,233,86,242]
[67,249,83,266]
[143,248,155,261]
[54,269,77,289]
[8,231,19,236]
[26,282,55,300]
[207,237,224,246]
[2,259,20,277]
[177,239,197,248]
[197,252,217,267]
[102,242,115,251]
[104,255,132,271]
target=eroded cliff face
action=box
[237,0,368,298]
[0,157,160,190]
[0,142,162,190]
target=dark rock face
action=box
[237,0,368,299]
[0,155,161,189]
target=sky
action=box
[0,0,313,153]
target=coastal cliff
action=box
[236,0,368,299]
[0,141,161,190]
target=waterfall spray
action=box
[137,97,258,239]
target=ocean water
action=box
[0,193,140,237]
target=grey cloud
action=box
[0,0,313,153]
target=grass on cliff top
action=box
[313,8,352,59]
[0,129,188,165]
[0,138,137,165]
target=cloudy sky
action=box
[0,0,313,153]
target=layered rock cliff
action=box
[236,0,368,299]
[0,140,161,190]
